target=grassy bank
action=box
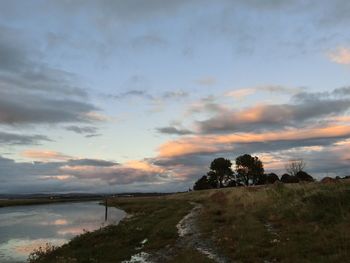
[190,181,350,262]
[29,197,209,262]
[30,181,350,262]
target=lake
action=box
[0,201,126,263]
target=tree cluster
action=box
[193,155,314,190]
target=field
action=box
[28,180,350,262]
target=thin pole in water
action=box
[105,198,108,221]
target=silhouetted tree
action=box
[193,175,212,190]
[266,173,279,184]
[235,154,264,186]
[209,157,234,188]
[281,173,299,183]
[280,173,290,183]
[256,173,267,185]
[207,171,220,188]
[288,176,300,183]
[226,180,237,187]
[296,171,314,182]
[285,159,306,176]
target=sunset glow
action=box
[0,1,349,193]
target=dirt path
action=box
[123,202,229,263]
[175,202,229,263]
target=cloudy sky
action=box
[1,0,350,194]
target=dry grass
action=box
[194,181,350,262]
[29,181,350,262]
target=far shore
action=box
[0,192,175,208]
[0,197,103,208]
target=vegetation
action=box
[193,158,234,190]
[15,153,349,262]
[28,180,350,262]
[193,175,213,191]
[265,173,280,184]
[209,157,234,188]
[196,182,350,262]
[285,159,306,176]
[29,197,195,262]
[193,154,316,190]
[235,154,264,185]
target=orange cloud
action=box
[332,116,350,123]
[40,219,68,226]
[328,47,350,64]
[21,150,71,161]
[59,159,167,184]
[226,88,256,100]
[124,160,165,174]
[84,111,110,122]
[40,175,74,180]
[60,161,164,176]
[158,125,350,158]
[12,239,66,255]
[225,86,302,100]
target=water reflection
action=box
[0,201,125,263]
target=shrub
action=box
[27,243,57,263]
[281,174,299,184]
[296,171,314,182]
[266,173,279,184]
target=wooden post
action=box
[105,198,108,221]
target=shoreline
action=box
[0,197,104,208]
[6,181,350,262]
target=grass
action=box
[29,180,350,262]
[193,181,350,262]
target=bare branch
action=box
[285,159,306,176]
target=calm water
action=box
[0,201,126,263]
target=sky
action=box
[0,0,350,194]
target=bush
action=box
[296,171,314,182]
[281,174,299,184]
[226,179,238,187]
[193,175,212,190]
[266,173,279,184]
[27,243,57,263]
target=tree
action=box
[207,171,220,188]
[235,154,264,186]
[296,171,314,182]
[266,173,279,184]
[226,179,238,187]
[193,175,212,190]
[209,157,234,188]
[281,173,299,184]
[193,157,234,190]
[256,173,267,185]
[285,159,306,176]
